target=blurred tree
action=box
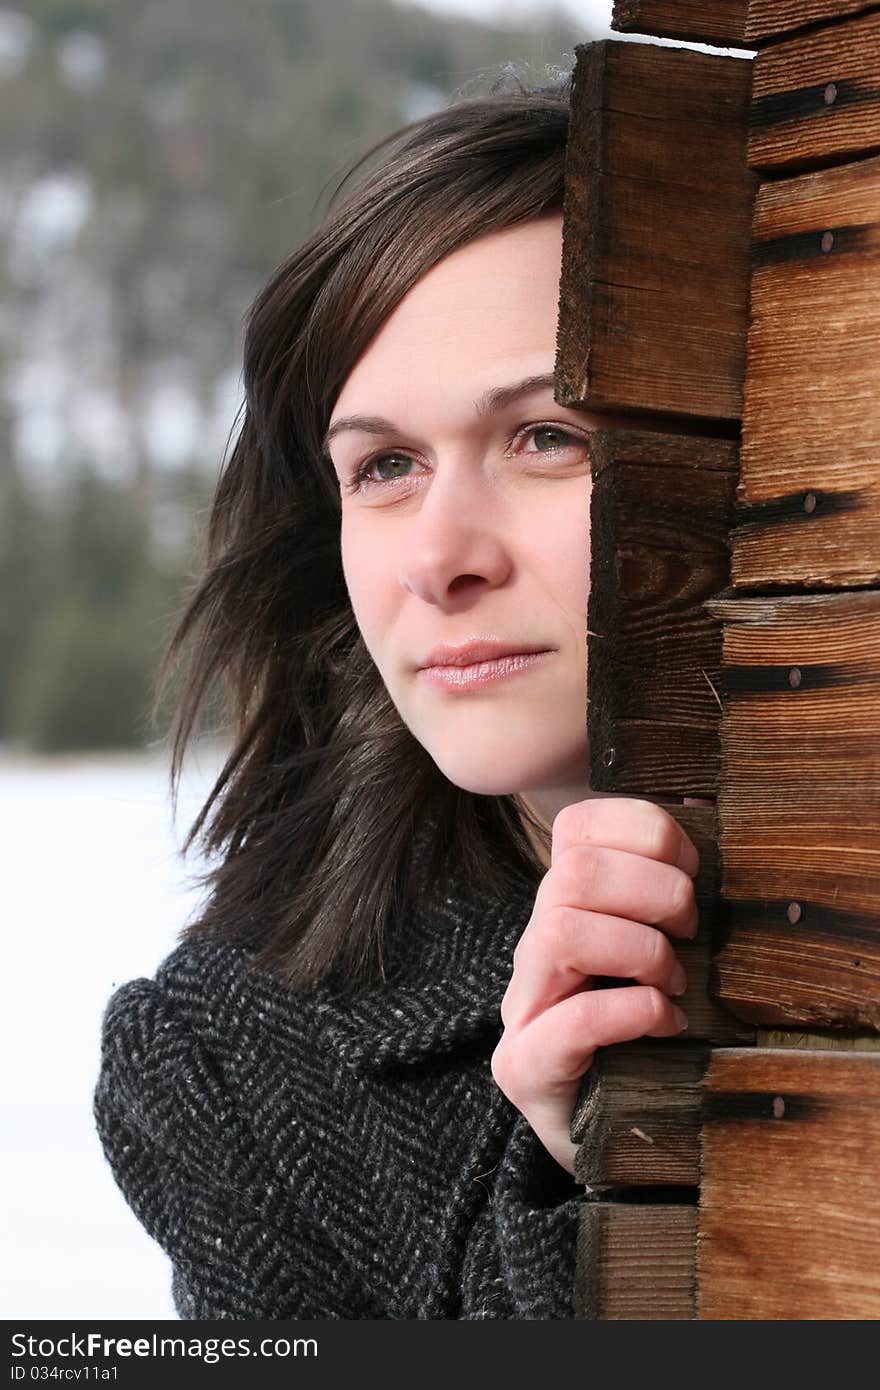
[0,0,585,751]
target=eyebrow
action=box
[321,372,558,456]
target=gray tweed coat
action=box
[93,837,584,1319]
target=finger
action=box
[552,797,700,877]
[537,842,699,940]
[494,985,688,1109]
[502,908,686,1030]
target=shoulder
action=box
[98,936,324,1091]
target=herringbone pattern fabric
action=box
[93,843,583,1319]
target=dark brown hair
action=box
[156,65,572,995]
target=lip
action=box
[417,638,552,670]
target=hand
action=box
[491,797,700,1177]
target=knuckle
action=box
[554,844,600,903]
[551,801,580,845]
[648,809,682,864]
[535,902,577,960]
[643,985,668,1029]
[499,983,514,1029]
[490,1033,523,1102]
[670,869,696,921]
[551,798,601,858]
[490,1038,508,1090]
[644,925,673,977]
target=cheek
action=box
[530,497,591,616]
[340,523,396,655]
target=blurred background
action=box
[2,0,741,1320]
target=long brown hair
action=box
[156,65,572,995]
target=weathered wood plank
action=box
[557,41,756,420]
[758,1026,880,1049]
[585,429,738,796]
[698,1048,880,1318]
[572,1043,708,1187]
[702,590,880,1029]
[611,0,754,47]
[577,1203,697,1319]
[672,805,756,1041]
[746,0,880,45]
[735,156,880,590]
[750,10,880,173]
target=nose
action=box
[397,458,512,607]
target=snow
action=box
[2,744,225,1319]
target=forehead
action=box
[330,214,564,420]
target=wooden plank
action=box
[758,1026,880,1049]
[672,808,756,1042]
[557,41,756,420]
[735,156,880,590]
[698,1048,880,1318]
[611,0,754,48]
[576,1203,697,1319]
[572,1043,707,1187]
[746,0,880,45]
[750,10,880,174]
[703,590,880,1030]
[585,429,739,796]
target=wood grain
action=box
[750,10,880,173]
[557,41,756,420]
[703,590,880,1029]
[572,1043,708,1187]
[611,0,754,47]
[698,1048,880,1318]
[577,1202,697,1319]
[746,0,880,44]
[735,155,880,589]
[585,429,739,797]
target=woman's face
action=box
[325,213,632,827]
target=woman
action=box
[94,68,698,1320]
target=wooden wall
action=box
[560,1,880,1318]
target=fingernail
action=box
[670,963,687,996]
[673,1006,688,1031]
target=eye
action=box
[341,422,588,496]
[344,451,424,493]
[518,424,584,455]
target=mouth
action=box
[418,649,553,691]
[418,638,552,670]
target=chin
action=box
[428,744,584,800]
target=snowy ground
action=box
[2,742,226,1320]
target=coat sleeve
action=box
[459,1101,586,1320]
[93,977,385,1320]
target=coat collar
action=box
[158,822,541,1076]
[309,846,539,1073]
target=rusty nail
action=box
[788,667,802,688]
[821,231,834,253]
[787,901,802,925]
[823,83,837,105]
[803,491,817,513]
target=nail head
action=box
[787,901,802,925]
